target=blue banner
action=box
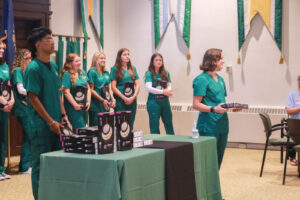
[0,0,16,70]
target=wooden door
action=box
[0,0,51,156]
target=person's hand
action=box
[73,103,83,111]
[61,115,73,131]
[111,99,116,108]
[123,97,131,105]
[124,96,135,105]
[214,103,228,114]
[163,89,173,97]
[103,100,110,110]
[0,98,8,106]
[3,100,14,112]
[84,102,90,111]
[50,121,63,136]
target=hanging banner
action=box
[237,0,283,63]
[153,0,191,59]
[0,0,16,69]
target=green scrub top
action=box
[144,70,171,100]
[193,72,228,134]
[110,65,139,99]
[61,70,89,107]
[0,64,10,83]
[12,68,27,117]
[24,59,62,132]
[87,68,110,112]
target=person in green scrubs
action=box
[11,49,33,174]
[110,48,140,130]
[88,52,115,126]
[145,53,174,134]
[24,27,70,200]
[0,41,15,181]
[61,53,91,131]
[192,48,228,169]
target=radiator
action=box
[134,103,287,144]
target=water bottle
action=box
[192,121,199,139]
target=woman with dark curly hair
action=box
[11,48,33,174]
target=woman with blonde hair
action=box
[0,40,15,181]
[11,48,32,174]
[87,52,115,126]
[110,48,140,130]
[61,53,91,131]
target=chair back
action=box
[259,113,272,137]
[287,118,300,144]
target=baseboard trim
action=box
[227,142,282,151]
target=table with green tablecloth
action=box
[38,135,222,200]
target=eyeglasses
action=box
[40,37,54,43]
[25,57,32,60]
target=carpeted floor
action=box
[0,148,299,200]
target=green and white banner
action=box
[237,0,282,63]
[174,0,191,49]
[153,0,191,59]
[154,0,172,48]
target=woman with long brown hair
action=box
[192,48,228,169]
[110,48,140,129]
[145,53,174,134]
[0,40,15,181]
[87,52,115,126]
[61,53,91,131]
[11,48,32,174]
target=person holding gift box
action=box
[60,53,91,132]
[145,53,174,135]
[192,48,228,169]
[110,48,140,130]
[0,40,15,181]
[88,52,115,126]
[11,48,33,174]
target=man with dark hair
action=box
[24,27,70,200]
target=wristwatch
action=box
[210,107,215,113]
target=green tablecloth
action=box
[39,135,222,200]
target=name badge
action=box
[295,97,300,101]
[3,70,8,73]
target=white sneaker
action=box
[0,174,5,181]
[1,173,11,179]
[20,167,32,174]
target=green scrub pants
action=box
[30,127,61,200]
[0,111,9,174]
[199,132,228,169]
[17,116,32,172]
[147,99,174,135]
[115,98,137,130]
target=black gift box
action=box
[221,103,248,109]
[77,126,98,136]
[98,112,114,154]
[124,81,134,98]
[0,82,12,108]
[74,86,88,108]
[101,84,112,102]
[60,122,74,136]
[155,80,167,101]
[115,111,133,151]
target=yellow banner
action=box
[250,0,271,29]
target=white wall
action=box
[50,0,118,69]
[117,0,300,108]
[49,0,300,140]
